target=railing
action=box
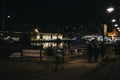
[9,47,87,61]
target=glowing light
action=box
[112,19,116,22]
[117,27,120,30]
[34,28,39,33]
[7,15,10,18]
[36,35,40,40]
[52,35,57,40]
[58,35,63,39]
[106,7,114,13]
[43,35,51,40]
[114,24,118,27]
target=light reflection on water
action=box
[31,42,64,49]
[10,42,65,58]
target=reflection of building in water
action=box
[31,33,63,48]
[0,31,63,49]
[31,42,64,49]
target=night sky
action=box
[0,0,117,31]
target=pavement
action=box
[0,54,115,80]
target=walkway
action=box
[0,54,116,80]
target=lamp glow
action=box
[106,7,114,13]
[114,24,118,27]
[112,19,116,22]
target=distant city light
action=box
[7,15,10,18]
[34,28,39,33]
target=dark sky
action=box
[0,0,117,31]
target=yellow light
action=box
[36,35,40,40]
[34,28,39,33]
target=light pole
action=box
[106,7,115,41]
[106,6,120,41]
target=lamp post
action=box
[106,7,115,41]
[106,5,120,41]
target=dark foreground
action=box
[0,54,119,80]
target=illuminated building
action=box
[0,31,63,49]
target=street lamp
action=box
[106,7,117,41]
[114,24,118,27]
[106,7,114,13]
[118,28,120,32]
[112,19,116,23]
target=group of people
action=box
[87,42,106,63]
